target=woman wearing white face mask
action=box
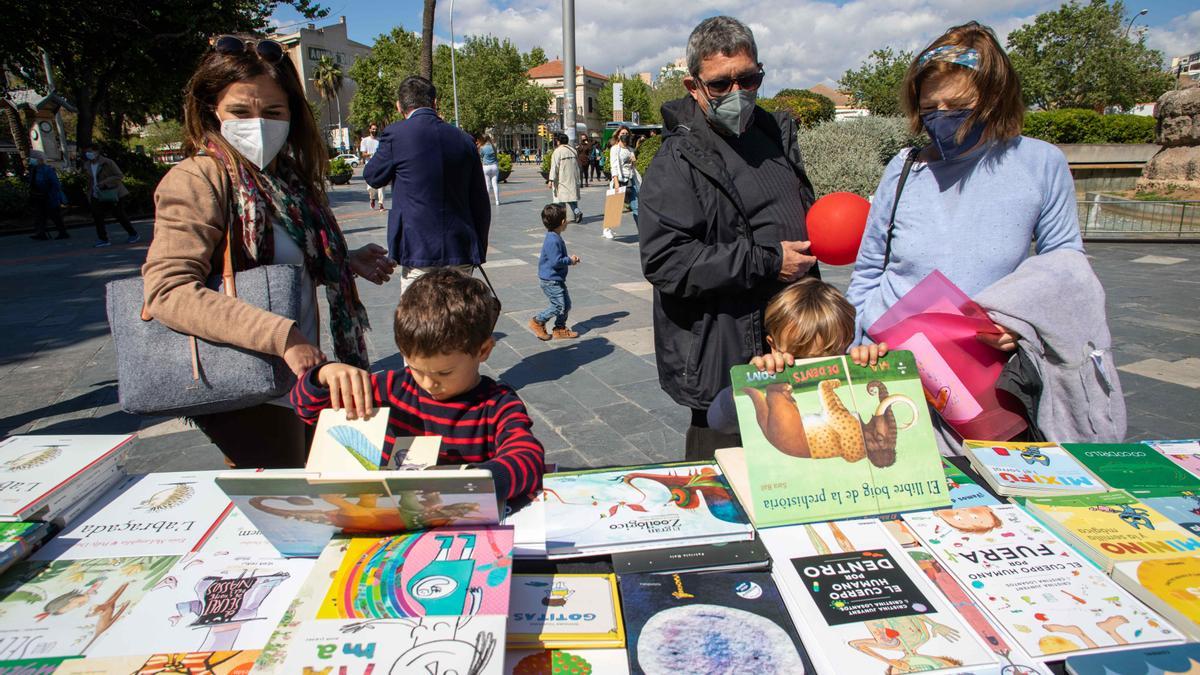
[141,35,394,468]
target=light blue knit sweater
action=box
[847,136,1084,344]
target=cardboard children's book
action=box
[34,471,233,561]
[722,350,948,527]
[618,571,812,675]
[216,409,497,557]
[1061,443,1200,497]
[902,504,1185,659]
[1065,643,1200,675]
[1110,556,1200,641]
[83,549,314,658]
[0,435,131,523]
[507,574,624,649]
[541,462,753,559]
[1023,491,1200,572]
[260,528,513,675]
[963,440,1106,497]
[503,648,630,675]
[760,519,998,675]
[1143,439,1200,480]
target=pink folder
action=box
[868,270,1027,441]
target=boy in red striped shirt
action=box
[292,268,545,500]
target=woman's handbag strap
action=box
[882,148,919,272]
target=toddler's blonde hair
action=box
[764,278,855,358]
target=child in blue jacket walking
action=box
[529,203,580,341]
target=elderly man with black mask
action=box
[637,15,819,460]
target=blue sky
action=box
[272,0,1199,93]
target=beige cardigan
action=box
[141,156,295,358]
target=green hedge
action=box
[1022,109,1155,144]
[797,117,925,197]
[635,136,663,176]
[0,178,28,216]
[497,153,513,174]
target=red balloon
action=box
[806,192,871,266]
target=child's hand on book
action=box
[849,342,888,367]
[750,350,794,375]
[317,363,374,420]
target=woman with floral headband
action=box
[141,35,394,468]
[846,22,1083,348]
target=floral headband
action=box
[917,45,980,70]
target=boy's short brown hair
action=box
[542,203,567,230]
[900,21,1024,144]
[394,268,498,357]
[765,278,855,358]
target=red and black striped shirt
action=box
[292,365,545,500]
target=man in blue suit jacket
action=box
[364,76,491,292]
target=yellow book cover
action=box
[1026,491,1200,567]
[1131,557,1200,632]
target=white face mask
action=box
[220,118,290,169]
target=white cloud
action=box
[1147,9,1200,62]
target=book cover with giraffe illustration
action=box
[903,505,1185,659]
[728,351,948,527]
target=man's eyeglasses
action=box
[213,35,285,64]
[697,67,765,97]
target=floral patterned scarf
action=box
[209,144,370,368]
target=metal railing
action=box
[1078,195,1200,239]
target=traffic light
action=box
[537,124,547,137]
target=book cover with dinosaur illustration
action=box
[1143,439,1200,481]
[316,528,513,619]
[728,351,948,527]
[0,555,178,659]
[508,574,624,649]
[761,519,997,675]
[1061,443,1200,497]
[903,505,1184,659]
[541,463,753,559]
[215,470,499,558]
[963,441,1106,497]
[504,648,630,674]
[618,571,811,675]
[1024,491,1200,572]
[83,550,314,658]
[35,471,233,561]
[0,435,132,522]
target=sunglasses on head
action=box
[698,67,765,97]
[212,35,285,64]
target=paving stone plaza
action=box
[2,163,1197,472]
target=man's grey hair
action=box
[686,16,758,77]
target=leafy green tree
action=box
[759,90,835,128]
[597,75,654,124]
[838,47,913,116]
[1007,0,1172,112]
[522,47,549,71]
[348,27,421,131]
[0,0,326,150]
[648,70,688,123]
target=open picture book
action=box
[215,409,500,557]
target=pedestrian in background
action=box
[359,123,383,210]
[589,140,603,183]
[608,125,639,239]
[576,136,592,188]
[26,150,69,240]
[547,133,582,223]
[82,143,139,247]
[478,134,501,206]
[365,76,491,295]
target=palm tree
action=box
[312,55,345,151]
[420,0,436,81]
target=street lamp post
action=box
[562,0,577,144]
[450,0,461,128]
[1123,8,1148,39]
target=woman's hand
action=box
[977,324,1020,352]
[349,244,395,285]
[283,327,325,377]
[849,342,889,367]
[750,350,794,375]
[317,362,375,420]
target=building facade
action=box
[1172,51,1200,82]
[527,59,608,140]
[273,17,372,151]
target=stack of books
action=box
[0,434,131,526]
[962,440,1106,497]
[505,573,629,672]
[1060,442,1200,497]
